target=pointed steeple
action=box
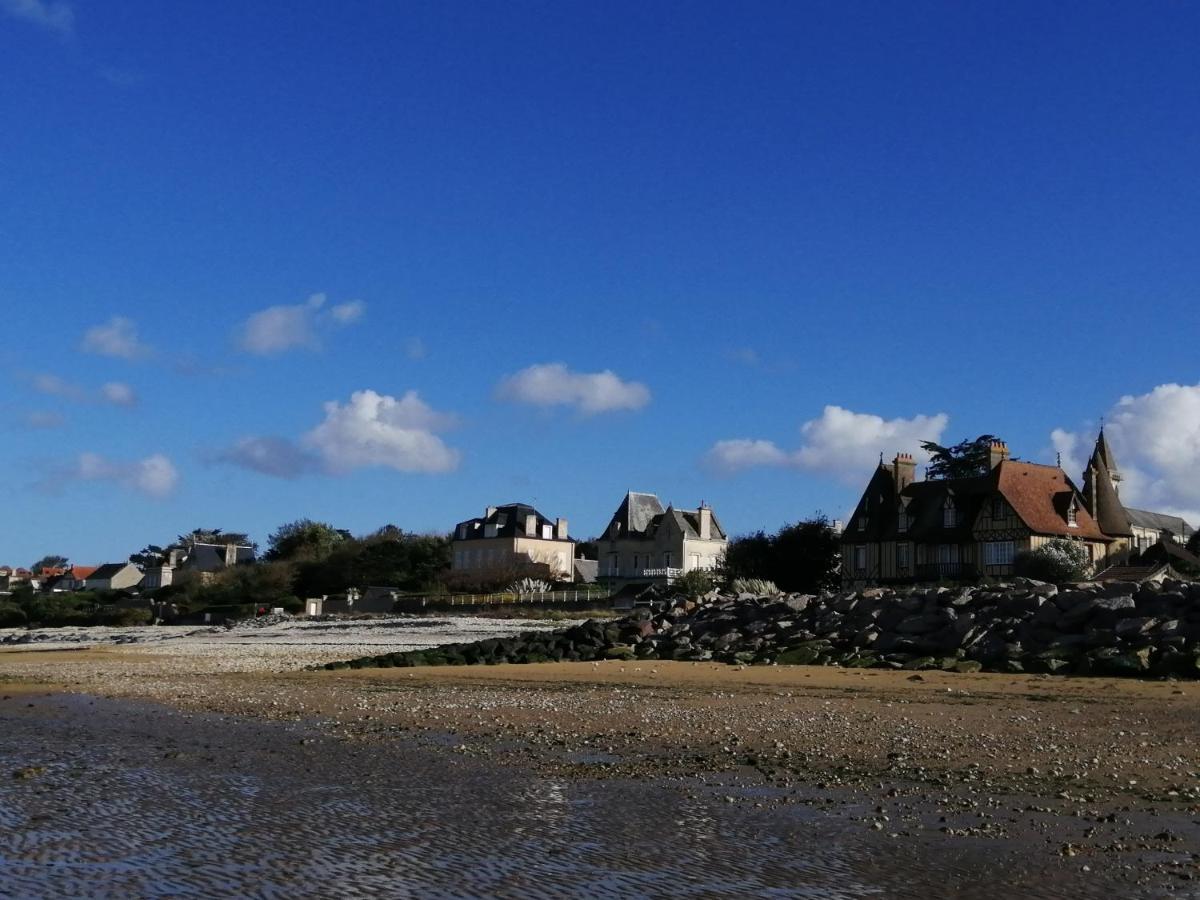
[1083,430,1131,537]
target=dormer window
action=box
[897,509,908,533]
[857,516,866,531]
[943,497,957,528]
[1067,499,1078,528]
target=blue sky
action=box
[3,1,1200,566]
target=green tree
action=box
[673,568,715,598]
[265,519,346,562]
[722,515,841,594]
[177,528,256,550]
[920,434,1006,480]
[129,545,167,567]
[30,555,69,572]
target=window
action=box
[607,553,618,576]
[857,516,866,531]
[542,524,553,539]
[854,545,867,573]
[664,551,673,568]
[943,498,957,528]
[897,509,908,533]
[896,542,911,571]
[992,498,1004,520]
[1067,501,1078,527]
[983,541,1015,566]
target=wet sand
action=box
[2,645,1199,896]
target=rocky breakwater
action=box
[322,578,1200,678]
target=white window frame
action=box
[943,499,957,528]
[854,545,867,573]
[983,541,1015,567]
[897,509,908,533]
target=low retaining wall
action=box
[323,578,1200,678]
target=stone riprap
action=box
[322,578,1200,678]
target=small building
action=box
[595,493,727,588]
[83,562,144,592]
[451,503,575,582]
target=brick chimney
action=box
[698,503,712,540]
[892,453,916,492]
[988,440,1010,470]
[555,518,568,540]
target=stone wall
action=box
[324,578,1200,678]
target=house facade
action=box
[843,432,1194,586]
[451,503,575,582]
[596,492,727,587]
[83,562,144,592]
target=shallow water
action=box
[0,694,1168,898]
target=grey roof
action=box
[573,558,598,583]
[454,503,571,542]
[610,492,666,535]
[183,543,256,572]
[1126,508,1195,539]
[86,562,136,581]
[1083,445,1132,537]
[604,492,725,542]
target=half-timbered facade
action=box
[842,441,1112,586]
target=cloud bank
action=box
[496,363,651,415]
[214,389,460,478]
[705,405,949,483]
[1051,382,1200,526]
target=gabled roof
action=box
[86,562,137,581]
[844,459,1109,543]
[69,565,99,581]
[667,506,727,541]
[997,462,1108,540]
[454,503,570,542]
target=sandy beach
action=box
[2,617,1198,896]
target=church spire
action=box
[1083,429,1131,537]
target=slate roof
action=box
[1126,508,1195,540]
[602,492,726,542]
[184,543,256,572]
[1083,448,1132,537]
[454,503,571,542]
[844,459,1109,544]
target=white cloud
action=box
[81,316,151,360]
[496,363,651,415]
[705,439,790,471]
[238,293,366,355]
[1052,383,1200,526]
[725,347,761,367]
[0,0,73,36]
[330,299,366,324]
[304,389,459,473]
[239,293,325,355]
[99,381,137,407]
[71,452,179,498]
[705,405,949,483]
[216,389,460,478]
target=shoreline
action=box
[3,641,1199,894]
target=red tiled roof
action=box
[69,565,99,580]
[996,461,1109,541]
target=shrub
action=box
[672,569,716,598]
[0,604,27,628]
[728,577,779,596]
[95,607,153,627]
[1014,538,1090,583]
